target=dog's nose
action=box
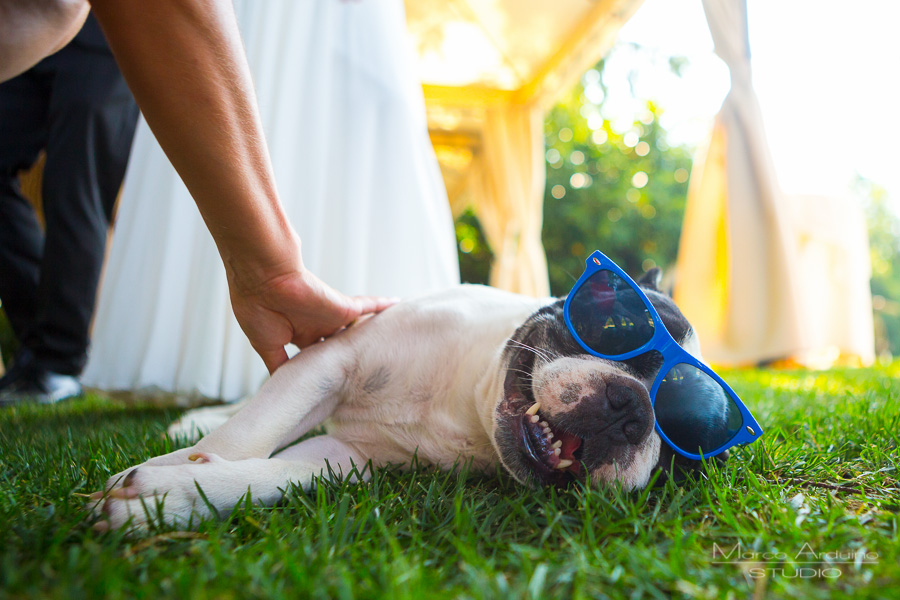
[592,377,653,446]
[606,382,640,410]
[604,381,652,445]
[621,417,649,445]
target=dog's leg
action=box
[165,398,250,443]
[191,340,352,460]
[96,339,354,497]
[94,435,368,531]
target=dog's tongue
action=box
[557,431,581,461]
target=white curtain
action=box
[789,193,874,366]
[674,0,806,364]
[83,0,460,401]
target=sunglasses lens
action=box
[654,363,743,455]
[569,269,655,356]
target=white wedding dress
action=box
[83,0,459,401]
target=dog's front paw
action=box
[90,452,225,533]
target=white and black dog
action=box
[91,274,722,531]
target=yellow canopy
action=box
[405,0,645,295]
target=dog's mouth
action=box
[518,402,583,483]
[497,308,591,487]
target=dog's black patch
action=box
[494,272,722,488]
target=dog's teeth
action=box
[525,403,541,416]
[539,421,548,428]
[551,440,562,449]
[553,448,561,456]
[542,427,551,434]
[556,459,573,469]
[530,415,540,423]
[547,431,554,439]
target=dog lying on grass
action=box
[90,260,754,532]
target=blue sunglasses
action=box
[563,250,763,460]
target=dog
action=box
[90,273,715,531]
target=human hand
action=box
[229,266,398,373]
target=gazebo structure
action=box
[405,0,645,297]
[407,0,874,367]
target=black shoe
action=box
[0,348,35,392]
[0,362,83,406]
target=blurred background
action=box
[3,0,898,373]
[409,0,899,367]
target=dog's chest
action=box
[325,286,549,468]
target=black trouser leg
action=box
[0,69,50,349]
[26,46,139,375]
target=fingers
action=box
[288,295,398,349]
[230,265,401,370]
[353,295,401,314]
[258,346,289,374]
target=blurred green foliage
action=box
[541,89,691,296]
[455,208,493,286]
[456,60,693,295]
[860,177,900,356]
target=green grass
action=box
[1,366,898,599]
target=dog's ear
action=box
[637,267,662,291]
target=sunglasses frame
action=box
[562,250,763,460]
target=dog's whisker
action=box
[507,339,557,363]
[508,338,547,355]
[504,367,535,380]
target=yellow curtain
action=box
[410,0,645,298]
[673,123,729,345]
[468,102,549,296]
